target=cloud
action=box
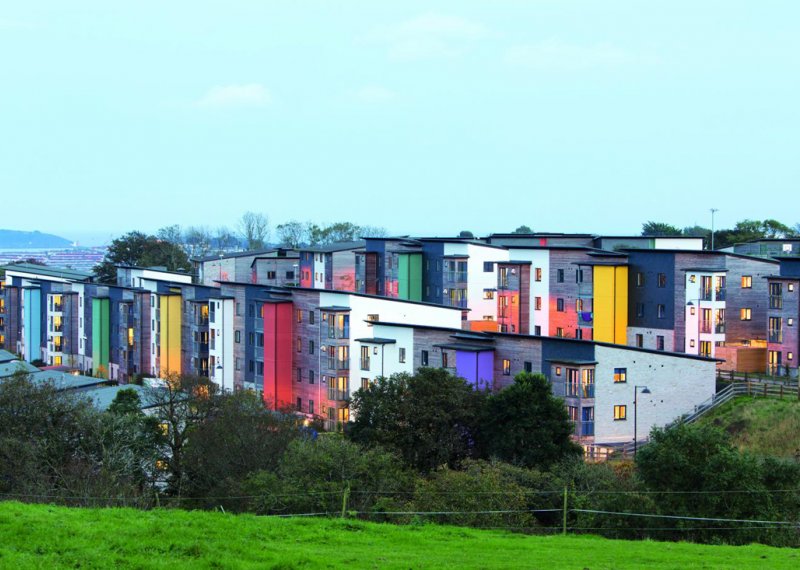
[366,13,489,62]
[353,85,397,103]
[195,84,271,109]
[505,40,649,70]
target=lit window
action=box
[614,405,627,421]
[535,268,542,282]
[556,327,564,337]
[789,352,794,361]
[789,284,796,292]
[535,297,542,310]
[399,347,406,363]
[296,309,302,323]
[741,276,752,288]
[740,308,752,321]
[557,298,565,312]
[613,368,627,383]
[690,339,696,348]
[483,289,495,300]
[555,366,562,375]
[502,359,511,375]
[789,318,794,327]
[689,275,696,283]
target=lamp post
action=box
[634,385,651,456]
[710,208,719,250]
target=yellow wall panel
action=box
[593,265,628,345]
[159,295,182,376]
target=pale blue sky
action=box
[2,1,798,245]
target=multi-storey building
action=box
[625,250,778,358]
[194,248,299,287]
[765,258,800,378]
[298,241,364,291]
[722,238,800,259]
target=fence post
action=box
[780,385,783,399]
[341,483,350,519]
[744,371,748,382]
[562,487,568,536]
[763,383,768,397]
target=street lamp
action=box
[634,385,651,456]
[710,208,719,250]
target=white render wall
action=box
[684,272,726,357]
[466,244,510,321]
[502,248,550,335]
[654,237,704,251]
[355,324,415,385]
[593,345,716,444]
[313,255,326,289]
[209,298,235,392]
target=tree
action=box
[182,391,304,507]
[480,373,582,468]
[156,224,183,245]
[183,226,212,258]
[641,221,682,237]
[238,211,270,250]
[108,388,144,416]
[276,221,307,248]
[512,225,533,234]
[348,368,486,473]
[214,226,240,253]
[94,231,190,283]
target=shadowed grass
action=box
[701,396,800,458]
[1,502,799,569]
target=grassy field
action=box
[700,396,800,458]
[1,502,799,569]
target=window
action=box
[257,333,264,347]
[308,400,314,415]
[286,271,295,280]
[248,360,254,373]
[267,271,276,280]
[309,340,315,354]
[421,350,429,366]
[534,296,542,310]
[635,334,643,348]
[699,341,712,357]
[689,274,696,283]
[690,339,696,348]
[296,337,302,352]
[556,327,564,337]
[636,272,645,287]
[248,304,255,318]
[235,330,241,343]
[524,361,532,373]
[483,289,495,300]
[296,309,303,323]
[555,366,562,375]
[741,275,752,288]
[657,273,667,288]
[309,310,315,324]
[636,303,644,318]
[657,335,665,351]
[483,261,494,272]
[740,308,752,321]
[257,361,264,375]
[309,370,315,384]
[789,352,794,361]
[788,318,794,327]
[576,299,583,312]
[614,405,627,421]
[236,302,242,316]
[248,332,254,345]
[535,268,542,282]
[296,397,302,411]
[361,378,370,390]
[657,304,665,319]
[502,359,511,375]
[556,298,565,312]
[442,352,449,368]
[790,283,796,292]
[399,347,406,363]
[296,368,302,382]
[557,269,565,283]
[235,358,242,371]
[367,314,379,322]
[613,368,627,383]
[534,325,541,336]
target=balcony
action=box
[325,326,350,340]
[445,298,469,309]
[325,357,350,371]
[769,330,783,343]
[770,296,783,310]
[699,321,712,334]
[443,271,468,284]
[715,322,726,334]
[360,357,370,371]
[52,324,64,333]
[196,316,209,326]
[566,383,595,399]
[327,388,349,401]
[578,312,593,326]
[715,289,726,301]
[700,289,712,301]
[52,303,63,313]
[576,421,595,437]
[577,283,593,298]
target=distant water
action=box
[0,247,107,273]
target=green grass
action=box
[1,502,799,569]
[700,396,800,458]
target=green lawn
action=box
[700,396,800,458]
[1,502,798,569]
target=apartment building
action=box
[765,258,800,378]
[298,241,364,291]
[194,248,299,287]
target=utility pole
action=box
[710,209,719,250]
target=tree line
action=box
[1,368,799,547]
[641,218,799,249]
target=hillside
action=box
[700,396,800,458]
[0,229,72,249]
[0,502,797,569]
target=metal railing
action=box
[360,357,370,371]
[566,383,595,398]
[768,330,783,343]
[715,322,726,334]
[770,296,783,309]
[327,388,349,401]
[325,358,350,371]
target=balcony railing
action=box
[566,383,595,399]
[325,358,350,371]
[715,322,726,334]
[715,289,726,301]
[700,289,712,301]
[360,357,370,371]
[52,324,64,333]
[770,296,783,309]
[576,421,595,437]
[578,312,593,326]
[327,388,349,401]
[326,326,350,340]
[699,321,712,334]
[443,271,468,283]
[446,298,468,309]
[769,331,783,343]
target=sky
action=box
[1,1,799,246]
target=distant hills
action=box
[0,229,73,249]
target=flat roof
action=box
[435,342,495,352]
[300,241,365,253]
[545,358,599,365]
[0,350,18,364]
[355,337,397,344]
[194,248,295,262]
[0,360,39,378]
